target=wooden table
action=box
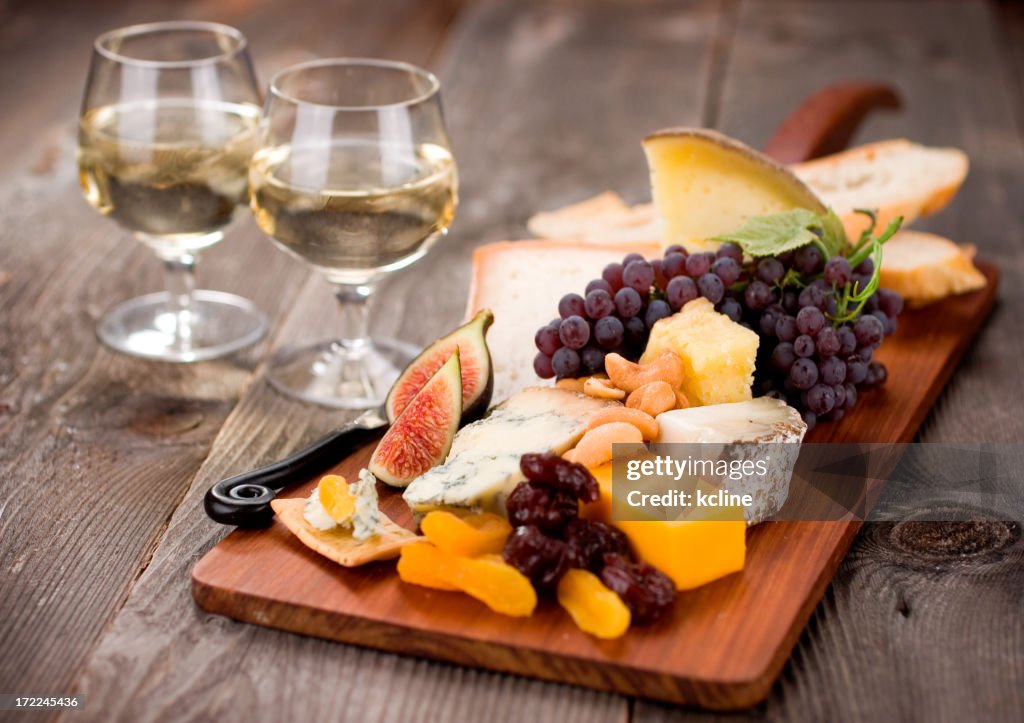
[1,0,1022,720]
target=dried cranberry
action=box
[503,526,569,588]
[565,519,631,572]
[505,481,578,532]
[600,553,676,624]
[520,453,558,482]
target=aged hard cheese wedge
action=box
[403,387,619,514]
[640,298,759,406]
[643,128,825,252]
[879,230,986,306]
[657,397,807,524]
[792,139,969,241]
[466,240,659,402]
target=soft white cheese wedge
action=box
[656,397,806,524]
[402,387,618,514]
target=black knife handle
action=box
[204,421,386,528]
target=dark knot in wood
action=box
[889,516,1020,561]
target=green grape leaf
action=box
[820,207,850,257]
[711,209,825,258]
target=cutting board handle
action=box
[762,82,901,163]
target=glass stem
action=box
[164,253,197,353]
[335,283,375,358]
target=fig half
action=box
[385,309,494,425]
[370,351,462,488]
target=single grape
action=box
[665,244,687,256]
[580,346,606,375]
[602,263,624,291]
[775,315,798,342]
[551,347,581,378]
[782,290,799,314]
[698,273,725,304]
[857,346,873,362]
[533,352,554,378]
[651,258,667,289]
[877,288,904,318]
[865,360,888,386]
[666,275,698,310]
[744,280,774,311]
[856,257,875,275]
[794,244,823,275]
[712,257,741,286]
[794,334,815,358]
[594,316,625,349]
[716,242,743,263]
[760,307,782,336]
[645,299,671,329]
[804,383,836,416]
[864,293,880,313]
[789,357,819,389]
[662,252,687,280]
[819,355,847,385]
[801,409,817,431]
[796,306,826,336]
[718,297,742,322]
[614,287,643,318]
[558,293,585,319]
[823,256,852,286]
[838,325,857,355]
[771,342,796,373]
[684,252,712,277]
[624,316,646,347]
[851,273,871,294]
[798,285,827,311]
[844,382,858,410]
[585,279,613,297]
[846,356,868,385]
[756,258,785,285]
[832,382,847,409]
[623,260,655,293]
[559,315,590,349]
[622,252,646,267]
[816,326,841,356]
[584,289,615,320]
[536,325,562,357]
[853,314,884,347]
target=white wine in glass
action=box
[78,21,267,361]
[251,58,458,408]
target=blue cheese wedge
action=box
[402,386,619,514]
[303,468,385,541]
[656,397,806,525]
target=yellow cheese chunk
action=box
[643,128,824,252]
[640,298,758,406]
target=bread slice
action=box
[466,240,660,403]
[527,192,659,245]
[792,139,968,240]
[880,230,986,306]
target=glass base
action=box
[97,290,268,362]
[266,338,420,409]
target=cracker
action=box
[271,497,418,567]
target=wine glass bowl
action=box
[250,58,457,408]
[78,21,267,361]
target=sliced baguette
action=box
[880,230,986,306]
[792,139,968,240]
[466,239,660,403]
[527,191,659,245]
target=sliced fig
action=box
[370,351,462,487]
[385,309,494,425]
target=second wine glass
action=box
[250,58,457,408]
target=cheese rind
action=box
[402,387,619,514]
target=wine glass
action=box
[78,21,267,362]
[250,58,458,408]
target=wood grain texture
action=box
[64,0,721,720]
[0,0,467,707]
[637,1,1024,720]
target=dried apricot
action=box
[571,422,644,469]
[585,407,659,440]
[556,568,631,639]
[318,474,356,523]
[398,541,537,617]
[420,510,512,557]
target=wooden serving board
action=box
[192,263,998,710]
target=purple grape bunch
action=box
[533,220,904,429]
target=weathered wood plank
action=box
[636,1,1024,719]
[0,0,467,703]
[66,0,724,720]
